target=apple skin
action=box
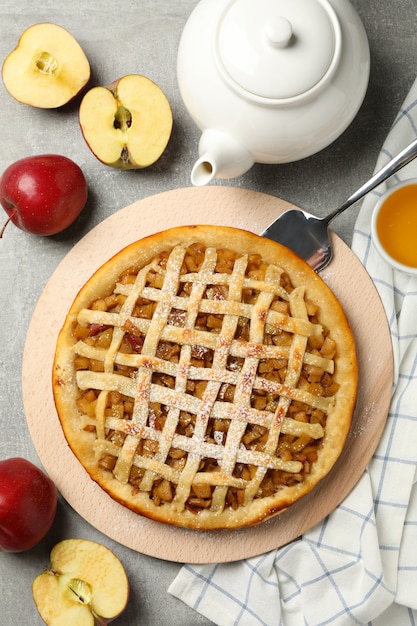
[0,457,58,552]
[0,154,88,236]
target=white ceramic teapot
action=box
[177,0,370,186]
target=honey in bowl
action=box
[372,181,417,272]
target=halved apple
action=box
[2,23,90,108]
[79,74,173,169]
[32,539,129,625]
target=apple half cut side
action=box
[32,539,129,626]
[79,74,173,169]
[2,23,90,108]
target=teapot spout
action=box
[191,129,254,186]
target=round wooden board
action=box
[23,186,393,564]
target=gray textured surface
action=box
[0,2,416,624]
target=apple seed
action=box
[114,105,132,131]
[67,578,92,605]
[60,573,108,626]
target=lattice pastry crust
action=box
[53,225,357,530]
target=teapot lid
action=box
[215,0,342,102]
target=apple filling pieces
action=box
[53,225,357,530]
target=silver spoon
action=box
[262,137,417,272]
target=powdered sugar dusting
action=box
[349,400,377,438]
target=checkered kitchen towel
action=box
[168,78,417,625]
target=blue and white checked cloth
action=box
[169,78,417,625]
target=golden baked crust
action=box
[53,225,357,530]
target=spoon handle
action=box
[324,137,417,225]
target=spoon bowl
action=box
[262,137,417,271]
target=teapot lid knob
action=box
[265,17,293,49]
[215,0,342,102]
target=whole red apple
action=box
[0,457,58,552]
[0,154,88,237]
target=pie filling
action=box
[63,240,343,519]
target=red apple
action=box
[0,154,88,237]
[0,457,58,552]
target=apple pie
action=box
[53,225,357,530]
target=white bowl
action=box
[371,179,417,276]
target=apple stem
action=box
[92,611,108,626]
[0,210,17,238]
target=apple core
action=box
[36,51,58,75]
[114,105,132,131]
[66,578,93,605]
